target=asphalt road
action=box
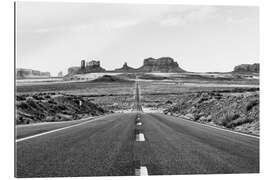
[134,77,142,111]
[15,79,259,177]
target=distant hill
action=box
[91,75,133,83]
[16,68,50,79]
[138,73,168,80]
[233,63,259,73]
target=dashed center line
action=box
[136,133,145,141]
[136,122,142,126]
[140,166,149,176]
[134,115,147,175]
[135,166,149,176]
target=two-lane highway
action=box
[134,76,143,112]
[15,79,259,177]
[16,112,259,177]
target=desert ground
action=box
[16,72,259,135]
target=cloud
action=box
[102,19,138,29]
[159,6,218,27]
[159,16,186,26]
[185,7,217,21]
[226,17,250,24]
[68,19,138,34]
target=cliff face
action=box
[233,63,259,73]
[138,57,185,73]
[16,68,50,79]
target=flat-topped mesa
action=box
[233,63,259,73]
[16,68,51,79]
[78,59,106,74]
[138,57,185,73]
[114,62,136,72]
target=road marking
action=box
[16,116,96,127]
[178,116,259,139]
[135,166,148,176]
[16,116,104,143]
[136,133,145,141]
[137,122,142,126]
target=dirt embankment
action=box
[91,75,133,83]
[163,90,259,135]
[16,92,108,124]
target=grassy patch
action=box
[219,112,240,127]
[227,118,254,128]
[246,99,259,111]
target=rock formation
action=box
[66,57,186,76]
[67,66,80,75]
[58,71,63,77]
[114,62,136,72]
[66,60,106,76]
[16,68,50,79]
[233,63,259,73]
[81,60,106,73]
[137,57,185,73]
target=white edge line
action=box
[139,133,145,141]
[16,116,104,143]
[137,122,142,126]
[177,116,259,139]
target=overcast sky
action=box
[16,2,259,76]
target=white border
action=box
[1,0,269,180]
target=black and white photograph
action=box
[14,0,260,178]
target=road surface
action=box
[134,76,143,111]
[15,79,259,177]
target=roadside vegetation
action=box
[16,80,135,124]
[161,89,259,135]
[16,72,259,134]
[16,93,108,124]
